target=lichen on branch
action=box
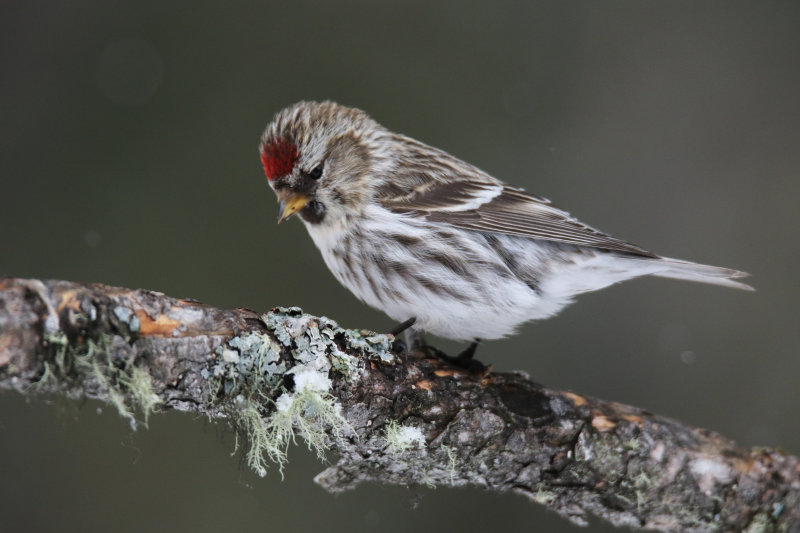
[209,311,371,476]
[0,278,798,532]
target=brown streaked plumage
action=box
[259,101,751,351]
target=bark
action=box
[0,277,797,531]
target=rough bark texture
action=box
[0,278,798,531]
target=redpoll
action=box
[259,101,751,357]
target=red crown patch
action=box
[261,138,299,181]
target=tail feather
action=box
[651,257,754,291]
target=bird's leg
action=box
[389,319,486,371]
[390,317,417,337]
[405,327,427,352]
[389,317,417,354]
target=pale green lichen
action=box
[235,383,351,478]
[624,438,642,451]
[236,398,286,478]
[212,308,373,477]
[342,328,396,364]
[118,366,161,425]
[42,330,72,376]
[261,307,396,368]
[205,331,287,398]
[632,471,652,513]
[442,445,459,483]
[742,512,774,533]
[382,420,467,489]
[31,361,56,390]
[38,332,160,429]
[75,338,161,429]
[385,420,426,453]
[534,488,557,505]
[273,385,349,460]
[203,307,401,477]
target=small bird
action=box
[259,101,751,361]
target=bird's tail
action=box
[650,257,753,291]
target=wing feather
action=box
[377,137,656,257]
[430,188,657,256]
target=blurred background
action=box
[1,2,798,531]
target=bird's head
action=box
[259,101,386,226]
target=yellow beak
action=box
[276,192,310,223]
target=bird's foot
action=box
[387,319,488,373]
[390,337,408,354]
[424,341,488,373]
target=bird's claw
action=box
[422,341,488,373]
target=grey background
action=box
[1,2,798,532]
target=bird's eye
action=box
[308,163,324,180]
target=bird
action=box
[259,101,751,363]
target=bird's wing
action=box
[378,175,658,258]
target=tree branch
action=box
[0,278,797,531]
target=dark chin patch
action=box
[300,200,326,224]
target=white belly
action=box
[302,209,574,341]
